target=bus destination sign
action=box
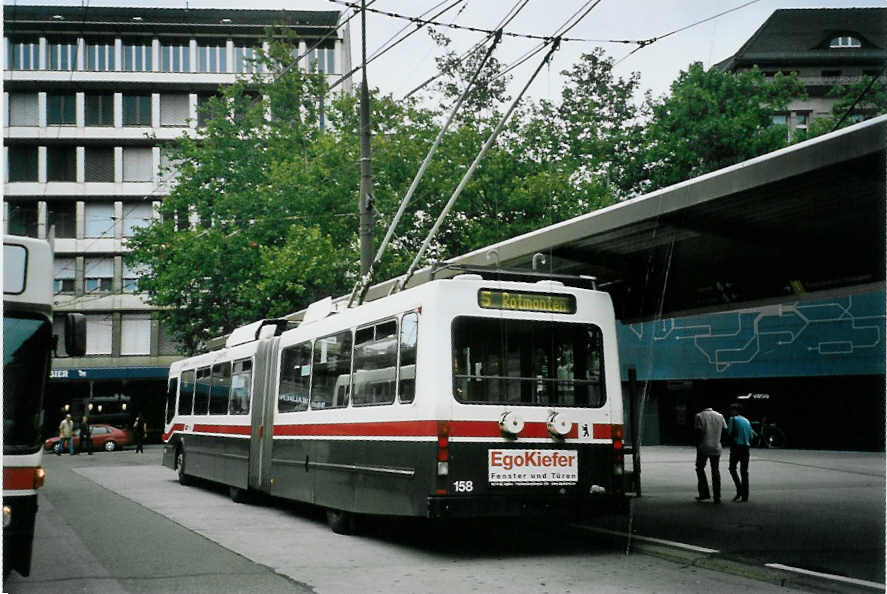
[478,289,576,314]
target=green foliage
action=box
[794,75,887,141]
[629,63,805,193]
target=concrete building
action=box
[714,7,887,135]
[3,5,352,433]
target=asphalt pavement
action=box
[585,446,886,590]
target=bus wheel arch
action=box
[326,508,357,535]
[176,446,192,486]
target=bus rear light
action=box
[34,468,46,490]
[437,461,449,476]
[2,506,10,528]
[434,488,447,495]
[613,440,623,451]
[611,424,624,440]
[437,447,449,462]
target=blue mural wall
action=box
[618,291,885,381]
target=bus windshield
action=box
[3,312,52,452]
[452,317,605,407]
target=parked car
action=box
[44,424,133,452]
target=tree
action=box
[794,74,887,141]
[629,63,805,194]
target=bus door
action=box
[248,336,278,492]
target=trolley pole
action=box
[358,0,374,276]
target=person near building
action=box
[694,404,727,503]
[727,403,756,502]
[78,416,93,455]
[133,413,147,453]
[57,414,75,455]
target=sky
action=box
[5,0,884,103]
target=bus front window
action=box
[452,317,605,408]
[3,313,52,452]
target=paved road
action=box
[5,446,812,594]
[591,446,886,587]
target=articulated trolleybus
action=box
[3,235,85,576]
[162,271,629,532]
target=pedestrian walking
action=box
[133,413,147,453]
[727,403,756,502]
[694,404,727,503]
[78,416,93,455]
[57,413,75,455]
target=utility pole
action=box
[358,0,374,276]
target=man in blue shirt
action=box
[727,404,756,502]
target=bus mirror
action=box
[65,313,87,356]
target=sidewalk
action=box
[588,446,886,588]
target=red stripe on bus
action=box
[163,424,185,441]
[3,467,40,491]
[593,424,612,439]
[274,420,438,437]
[450,421,579,439]
[193,424,251,435]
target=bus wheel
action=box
[176,449,192,486]
[326,508,356,535]
[229,486,249,503]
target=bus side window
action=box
[178,370,195,415]
[311,330,352,410]
[279,342,311,413]
[210,361,231,415]
[165,377,178,424]
[229,359,252,415]
[194,367,211,415]
[398,312,418,404]
[353,319,397,406]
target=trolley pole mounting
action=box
[358,0,375,276]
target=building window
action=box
[8,146,39,182]
[84,147,115,182]
[6,202,38,237]
[821,70,841,78]
[84,257,113,293]
[122,261,149,293]
[793,111,810,131]
[122,41,152,71]
[85,40,115,71]
[48,39,78,70]
[123,94,151,126]
[8,93,38,126]
[196,93,219,127]
[121,314,152,355]
[123,202,154,236]
[771,114,788,126]
[7,38,39,70]
[46,146,76,182]
[85,314,113,355]
[160,94,189,127]
[158,149,181,187]
[84,202,115,238]
[123,148,153,182]
[235,45,260,73]
[306,47,335,74]
[830,35,862,49]
[161,40,190,72]
[47,202,76,238]
[85,93,114,126]
[197,42,227,73]
[53,257,76,294]
[158,323,182,355]
[47,93,77,125]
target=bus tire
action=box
[176,448,192,486]
[229,486,249,503]
[326,508,356,535]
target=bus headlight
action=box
[3,506,11,528]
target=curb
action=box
[574,525,884,593]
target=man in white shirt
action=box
[694,406,727,503]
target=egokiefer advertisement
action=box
[488,449,578,486]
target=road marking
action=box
[765,563,886,590]
[574,526,719,554]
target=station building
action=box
[3,5,352,434]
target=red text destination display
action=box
[488,449,578,486]
[478,290,576,314]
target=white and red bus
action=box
[3,235,85,576]
[162,273,630,533]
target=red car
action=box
[44,424,133,453]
